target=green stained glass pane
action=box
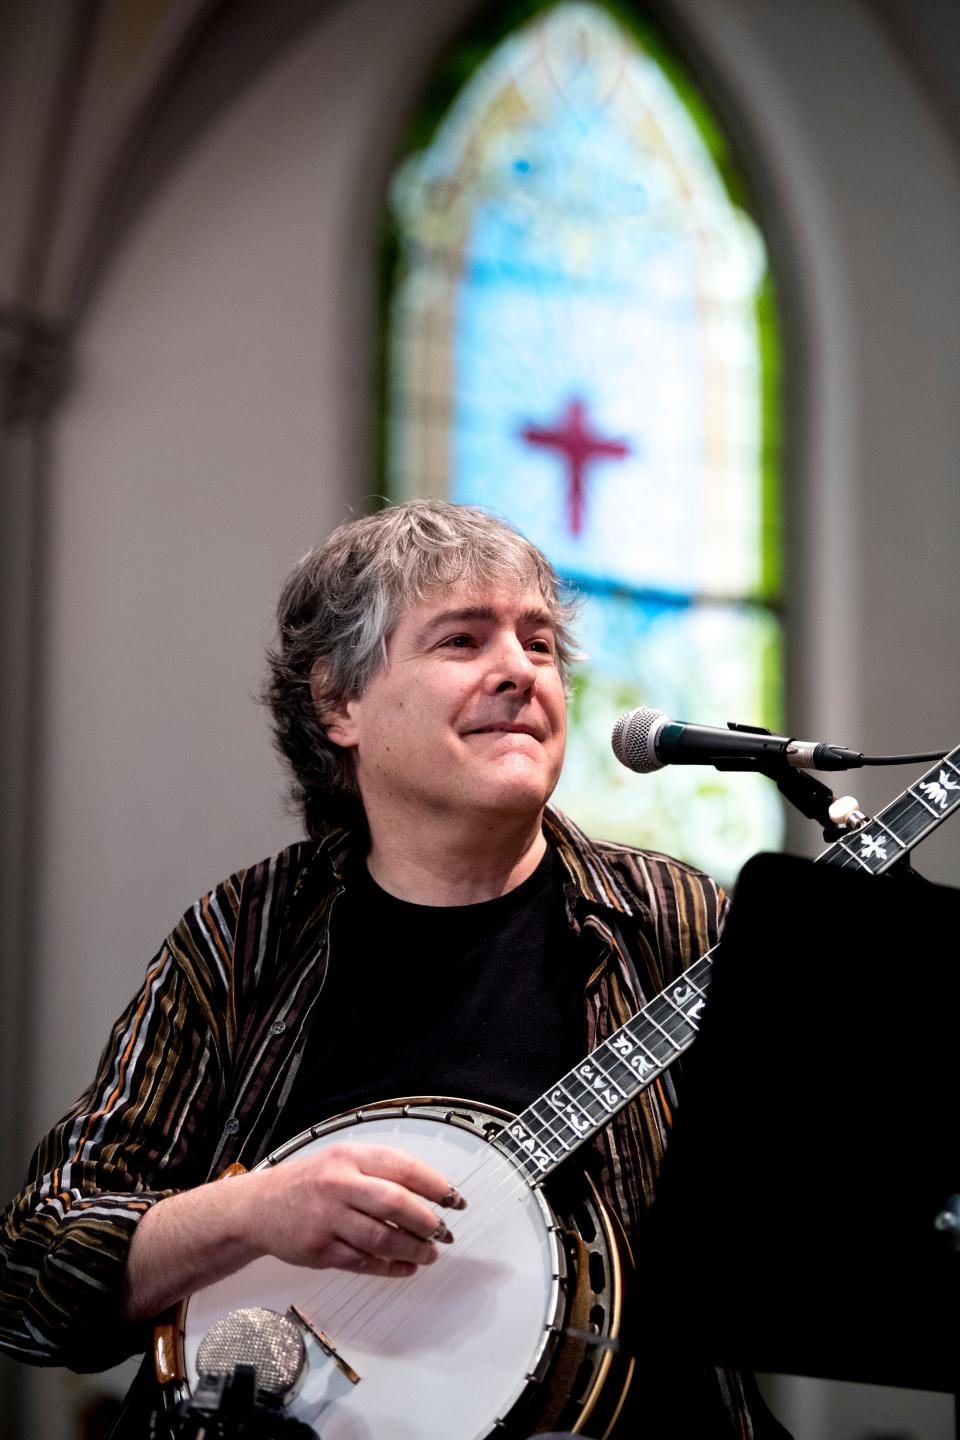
[555,593,783,882]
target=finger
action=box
[351,1144,467,1208]
[342,1175,455,1243]
[325,1239,418,1279]
[339,1212,440,1268]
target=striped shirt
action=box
[0,808,768,1434]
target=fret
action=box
[675,967,708,998]
[658,1001,703,1045]
[545,1081,595,1139]
[604,1011,696,1092]
[872,814,906,847]
[573,1054,627,1114]
[908,784,942,819]
[835,832,894,875]
[662,976,709,1027]
[824,825,899,872]
[520,1105,567,1156]
[625,1020,676,1068]
[875,794,928,847]
[629,1003,676,1055]
[596,1040,642,1096]
[639,996,692,1054]
[606,1027,665,1085]
[526,1096,576,1154]
[558,1063,617,1126]
[944,757,960,782]
[912,768,960,818]
[819,837,846,867]
[684,952,715,993]
[499,1117,564,1181]
[624,1041,665,1083]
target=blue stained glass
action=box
[452,275,707,593]
[385,2,783,879]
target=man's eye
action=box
[528,638,554,654]
[443,634,475,648]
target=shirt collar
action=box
[290,823,353,901]
[542,806,634,917]
[294,806,634,917]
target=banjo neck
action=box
[499,744,960,1185]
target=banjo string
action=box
[293,1139,521,1342]
[295,1127,564,1352]
[326,1152,533,1350]
[334,1103,583,1350]
[289,1114,527,1322]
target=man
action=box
[0,500,785,1436]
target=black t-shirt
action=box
[278,844,586,1143]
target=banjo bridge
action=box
[287,1305,362,1386]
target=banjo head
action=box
[170,1100,624,1440]
[166,1094,630,1434]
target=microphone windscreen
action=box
[195,1306,306,1399]
[611,707,666,773]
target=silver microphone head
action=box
[611,707,668,773]
[195,1306,306,1400]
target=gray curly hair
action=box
[264,499,580,838]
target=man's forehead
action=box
[401,586,554,640]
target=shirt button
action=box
[270,1019,287,1036]
[224,1117,240,1136]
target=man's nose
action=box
[486,635,537,693]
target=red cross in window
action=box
[520,397,631,536]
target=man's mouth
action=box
[468,723,541,739]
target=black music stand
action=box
[647,852,960,1399]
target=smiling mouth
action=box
[469,725,541,739]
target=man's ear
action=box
[311,664,360,749]
[323,703,360,750]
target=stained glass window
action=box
[383,1,783,881]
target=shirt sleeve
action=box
[0,894,234,1372]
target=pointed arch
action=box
[381,1,783,878]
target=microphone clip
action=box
[726,723,855,844]
[711,720,784,773]
[175,1365,315,1440]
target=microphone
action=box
[611,707,865,774]
[195,1306,306,1400]
[176,1306,312,1438]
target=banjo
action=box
[158,746,960,1439]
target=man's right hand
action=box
[121,1141,465,1320]
[235,1140,463,1277]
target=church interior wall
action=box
[3,1,958,1436]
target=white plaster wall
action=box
[676,0,960,891]
[12,0,960,1436]
[29,0,468,1139]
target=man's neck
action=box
[364,812,548,906]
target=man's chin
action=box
[470,763,559,817]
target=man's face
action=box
[325,585,567,829]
